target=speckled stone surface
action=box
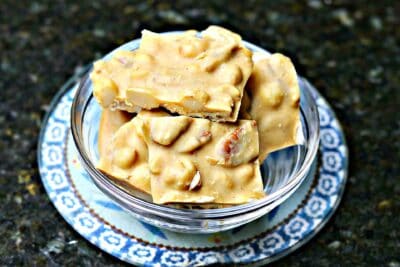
[0,0,399,266]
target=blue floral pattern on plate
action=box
[38,72,348,266]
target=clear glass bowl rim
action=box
[70,32,320,219]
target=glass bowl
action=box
[70,33,320,233]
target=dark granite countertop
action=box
[1,1,399,266]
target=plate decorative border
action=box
[38,70,348,266]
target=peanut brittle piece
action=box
[90,26,253,122]
[242,53,302,162]
[134,111,265,205]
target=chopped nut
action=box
[221,84,240,99]
[215,120,259,166]
[149,155,163,174]
[176,120,212,153]
[163,158,196,190]
[179,41,207,58]
[259,82,284,107]
[181,90,210,112]
[220,127,242,158]
[134,52,154,66]
[223,64,243,85]
[113,147,137,169]
[179,138,200,153]
[149,116,191,146]
[193,196,215,203]
[92,77,118,107]
[126,88,160,109]
[204,98,233,114]
[189,171,202,191]
[200,50,231,72]
[199,26,241,72]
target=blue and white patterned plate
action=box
[38,69,348,266]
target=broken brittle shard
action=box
[136,111,265,205]
[90,26,253,122]
[97,110,265,205]
[242,53,302,162]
